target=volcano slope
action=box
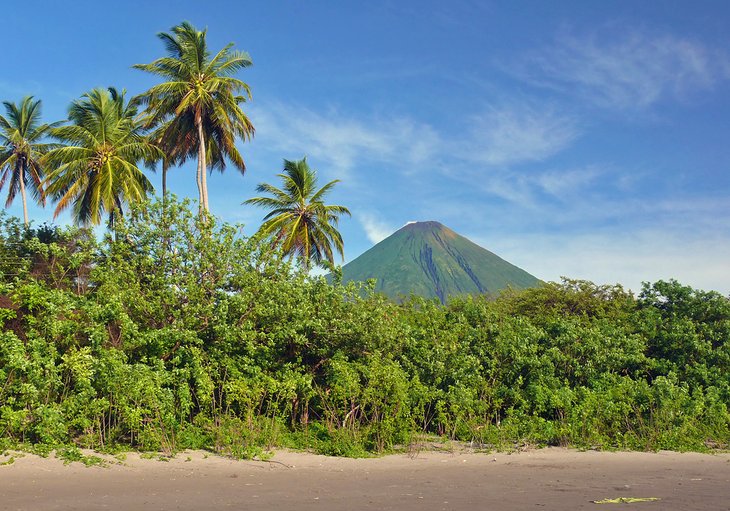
[340,221,539,302]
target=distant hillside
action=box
[339,221,540,302]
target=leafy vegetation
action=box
[1,199,727,457]
[0,19,723,464]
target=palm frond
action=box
[134,21,254,212]
[0,97,59,221]
[45,88,154,225]
[245,158,349,268]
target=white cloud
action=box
[460,102,578,165]
[486,229,730,296]
[516,29,724,110]
[248,99,579,189]
[359,212,395,244]
[247,102,441,178]
[476,170,538,208]
[444,164,608,212]
[534,166,603,197]
[454,190,730,295]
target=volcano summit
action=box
[340,221,540,302]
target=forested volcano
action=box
[340,221,540,302]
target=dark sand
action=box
[1,448,728,510]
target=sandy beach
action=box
[1,448,728,511]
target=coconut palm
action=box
[134,21,254,213]
[244,158,351,270]
[145,114,230,198]
[0,97,59,226]
[44,87,160,226]
[146,118,191,198]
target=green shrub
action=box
[0,199,727,455]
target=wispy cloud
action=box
[459,102,579,165]
[514,28,725,110]
[446,163,608,212]
[453,176,730,293]
[485,228,730,295]
[534,165,604,198]
[249,98,579,185]
[438,168,730,247]
[247,102,441,179]
[359,212,396,244]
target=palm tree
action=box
[244,158,351,270]
[134,21,254,213]
[145,114,232,200]
[145,119,190,198]
[44,87,160,226]
[0,97,59,226]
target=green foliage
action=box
[244,157,351,270]
[0,96,60,226]
[44,87,158,226]
[56,445,106,466]
[134,21,254,213]
[0,199,728,456]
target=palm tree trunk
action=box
[196,158,203,208]
[162,161,168,198]
[110,200,124,242]
[160,161,170,263]
[161,160,169,233]
[19,166,29,227]
[195,111,209,213]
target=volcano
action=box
[340,221,539,302]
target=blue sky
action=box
[4,0,730,294]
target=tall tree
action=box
[145,119,190,198]
[244,158,351,270]
[0,97,59,226]
[44,88,159,226]
[134,21,254,213]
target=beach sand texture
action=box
[1,448,729,510]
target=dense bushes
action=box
[0,200,728,455]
